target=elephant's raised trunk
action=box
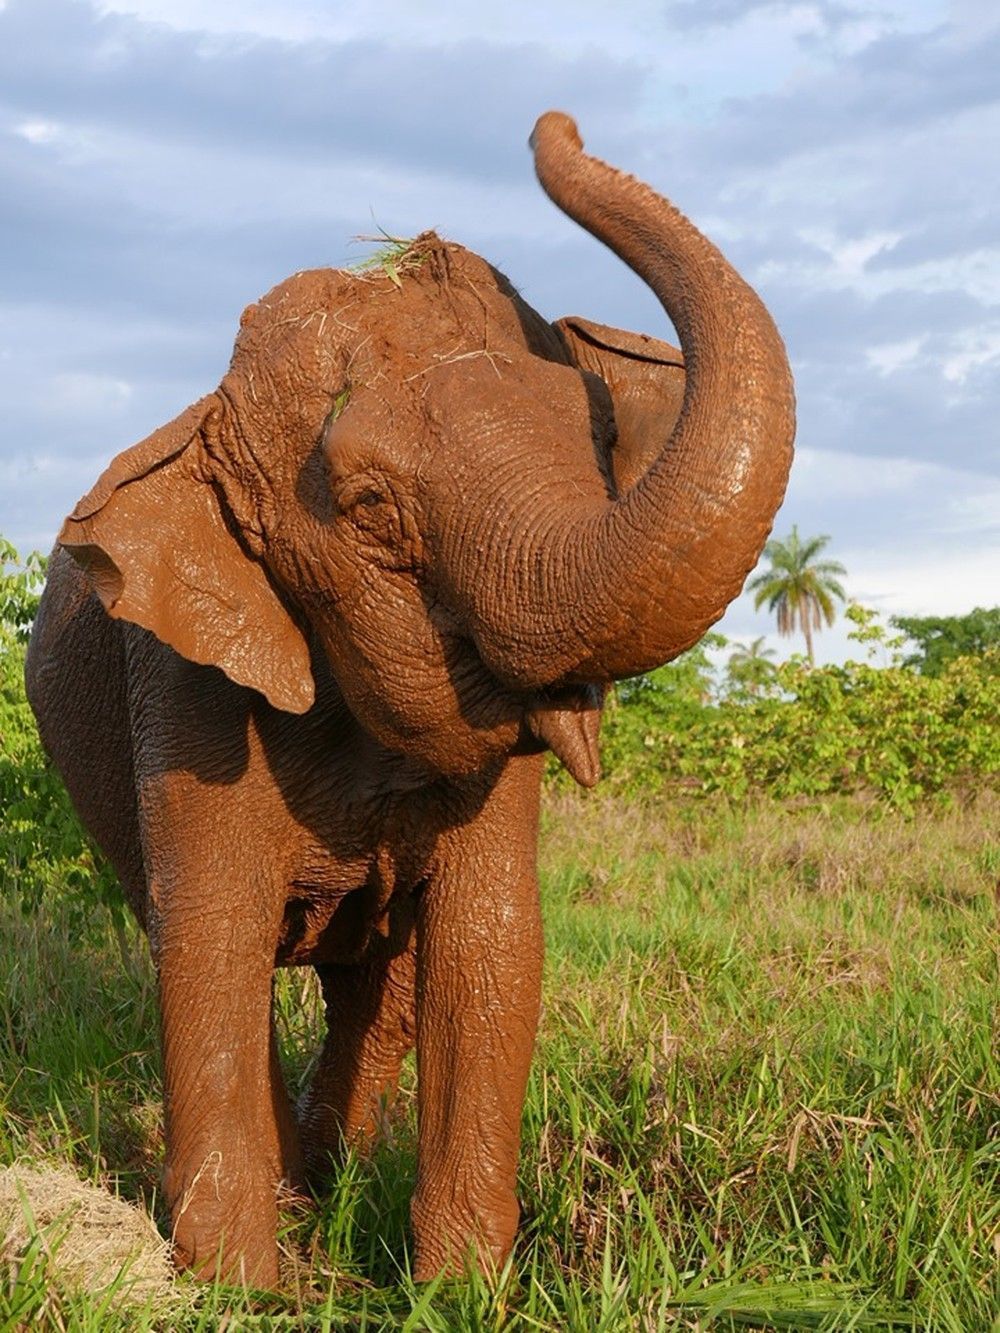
[468,112,795,688]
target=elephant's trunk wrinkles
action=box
[470,112,795,687]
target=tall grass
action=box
[1,794,996,1329]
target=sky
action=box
[1,0,996,665]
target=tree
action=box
[891,607,1000,676]
[726,635,778,698]
[747,526,846,664]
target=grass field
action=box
[0,793,997,1330]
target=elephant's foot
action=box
[165,1146,284,1286]
[410,1180,519,1281]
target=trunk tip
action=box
[529,111,582,158]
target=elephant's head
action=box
[57,114,794,786]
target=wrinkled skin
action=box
[25,114,794,1286]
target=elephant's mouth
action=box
[520,682,604,788]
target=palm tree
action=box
[727,635,778,697]
[747,526,846,664]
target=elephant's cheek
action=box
[313,609,524,774]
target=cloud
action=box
[865,337,924,376]
[701,17,999,171]
[2,0,643,186]
[781,444,1000,540]
[790,445,943,500]
[844,540,1000,616]
[940,327,1000,385]
[94,0,669,63]
[943,485,1000,536]
[13,117,60,144]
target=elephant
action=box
[25,112,794,1286]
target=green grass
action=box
[1,794,997,1329]
[349,230,428,288]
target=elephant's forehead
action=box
[231,241,552,385]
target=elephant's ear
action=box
[554,316,686,494]
[59,395,315,714]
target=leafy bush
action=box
[0,537,46,643]
[597,614,1000,810]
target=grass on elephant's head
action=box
[0,793,997,1329]
[349,228,429,288]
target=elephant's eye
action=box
[335,477,396,531]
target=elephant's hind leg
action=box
[298,926,416,1182]
[268,1005,307,1195]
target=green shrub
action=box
[594,612,999,811]
[599,652,1000,810]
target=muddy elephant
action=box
[25,113,794,1285]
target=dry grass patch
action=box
[0,1162,180,1312]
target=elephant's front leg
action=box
[154,872,298,1286]
[411,769,544,1279]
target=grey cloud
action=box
[0,130,359,321]
[699,18,999,170]
[776,285,992,354]
[873,220,998,270]
[0,0,646,358]
[0,0,642,185]
[664,0,863,34]
[767,283,997,470]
